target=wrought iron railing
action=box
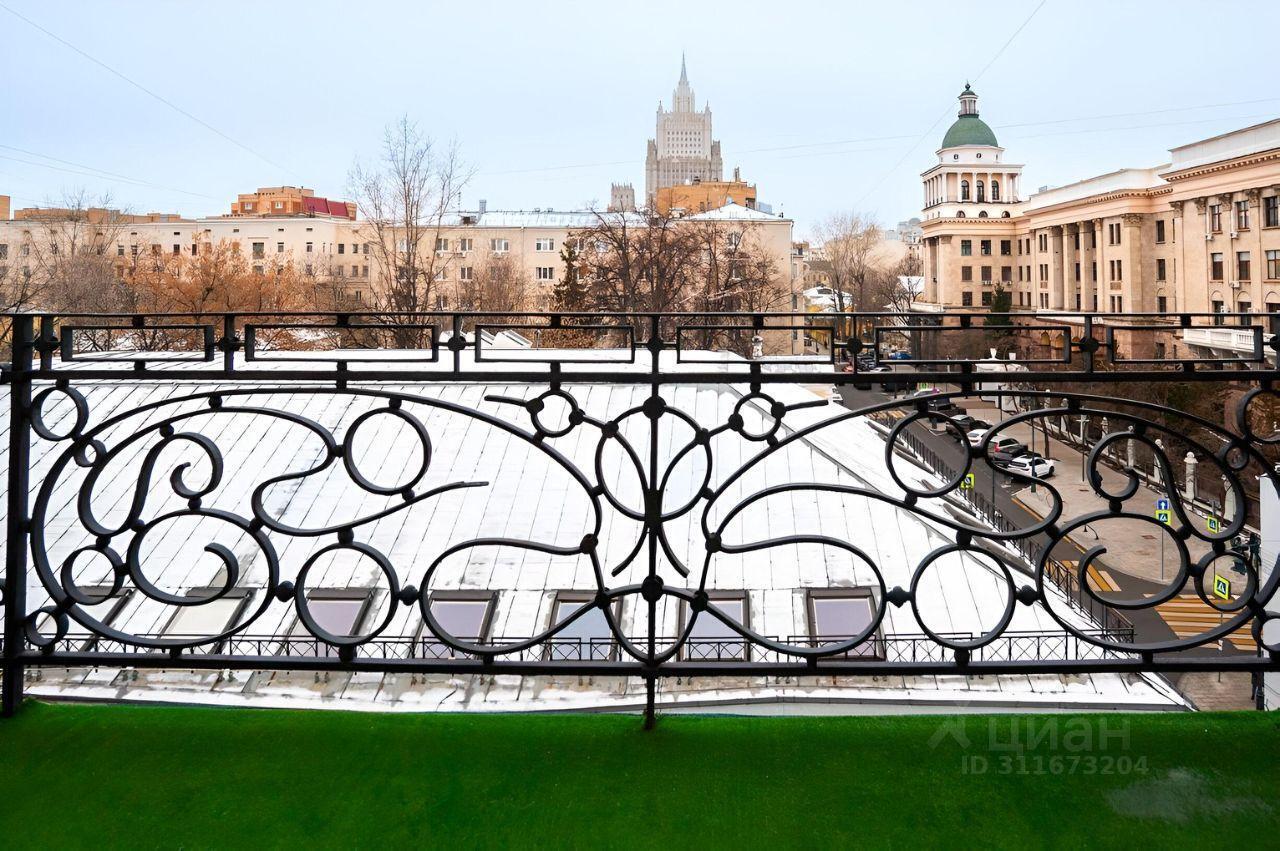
[2,310,1278,723]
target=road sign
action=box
[1156,498,1170,511]
[1155,509,1172,525]
[1207,515,1221,533]
[1213,574,1231,601]
[960,473,975,490]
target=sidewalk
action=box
[956,398,1215,587]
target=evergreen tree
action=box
[553,238,588,312]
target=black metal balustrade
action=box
[2,309,1278,725]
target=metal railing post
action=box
[2,314,35,717]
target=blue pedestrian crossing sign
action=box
[1213,574,1231,601]
[1155,509,1172,525]
[1155,498,1170,511]
[960,473,975,490]
[1207,515,1221,533]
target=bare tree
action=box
[457,250,529,314]
[7,189,132,315]
[348,116,472,346]
[813,212,886,340]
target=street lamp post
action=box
[1078,414,1088,482]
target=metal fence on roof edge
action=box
[2,310,1279,725]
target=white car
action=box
[1005,454,1056,478]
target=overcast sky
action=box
[3,0,1279,238]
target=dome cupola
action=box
[941,83,998,148]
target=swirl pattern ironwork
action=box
[3,310,1279,722]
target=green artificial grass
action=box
[1,701,1278,849]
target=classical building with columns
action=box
[918,87,1280,360]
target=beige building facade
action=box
[1,202,797,314]
[918,87,1280,360]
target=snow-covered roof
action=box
[685,202,789,222]
[4,351,1183,713]
[437,203,790,229]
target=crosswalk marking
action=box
[1155,595,1257,651]
[1061,560,1257,651]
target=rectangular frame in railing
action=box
[2,310,1278,724]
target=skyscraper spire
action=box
[672,53,694,112]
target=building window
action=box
[490,238,509,253]
[681,593,748,660]
[961,291,973,307]
[1155,220,1166,243]
[290,590,372,657]
[1238,300,1252,322]
[960,180,970,201]
[459,266,474,281]
[251,242,264,259]
[421,593,495,658]
[1210,252,1223,280]
[1074,262,1080,282]
[981,291,992,306]
[1107,222,1120,245]
[1236,200,1250,230]
[1109,295,1123,312]
[1157,295,1168,313]
[458,238,473,252]
[1266,249,1280,280]
[305,242,313,253]
[991,180,1000,201]
[1039,292,1049,309]
[1238,251,1251,280]
[536,266,555,280]
[535,238,555,251]
[1037,233,1047,252]
[305,264,313,276]
[1265,196,1279,228]
[1000,239,1011,256]
[807,590,880,658]
[976,180,985,202]
[276,242,285,253]
[162,589,252,651]
[1210,204,1222,232]
[961,265,972,282]
[960,239,972,256]
[1001,266,1012,283]
[549,594,615,661]
[1212,299,1225,324]
[435,238,448,252]
[980,239,991,256]
[980,266,992,282]
[253,264,264,276]
[338,243,346,254]
[1156,258,1166,281]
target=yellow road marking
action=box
[1154,595,1257,651]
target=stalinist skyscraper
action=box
[644,55,723,205]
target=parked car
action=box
[985,436,1027,456]
[1000,452,1056,478]
[947,415,990,440]
[887,351,913,360]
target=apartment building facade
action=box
[0,202,797,313]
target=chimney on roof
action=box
[478,199,487,214]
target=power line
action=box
[851,0,1048,208]
[0,145,220,200]
[0,1,298,179]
